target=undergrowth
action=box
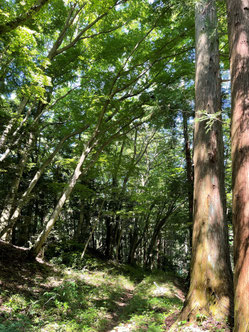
[0,245,185,331]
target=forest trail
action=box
[0,241,230,331]
[105,287,134,332]
[0,241,186,331]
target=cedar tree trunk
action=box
[179,0,233,323]
[227,0,249,330]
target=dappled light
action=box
[0,241,184,331]
[0,0,248,330]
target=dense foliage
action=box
[3,0,248,330]
[0,0,196,272]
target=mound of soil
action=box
[0,240,58,301]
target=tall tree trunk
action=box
[74,200,86,242]
[179,0,233,323]
[29,142,94,257]
[182,111,194,250]
[145,203,176,269]
[227,1,249,330]
[115,221,124,262]
[1,132,35,240]
[0,127,87,238]
[105,217,112,259]
[128,221,139,265]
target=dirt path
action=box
[105,287,134,332]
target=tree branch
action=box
[0,0,50,35]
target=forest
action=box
[0,0,249,331]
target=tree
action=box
[227,0,249,330]
[0,0,151,240]
[0,0,50,35]
[0,0,194,254]
[0,0,196,272]
[178,0,233,323]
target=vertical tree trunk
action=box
[157,235,162,269]
[81,219,98,259]
[128,222,139,265]
[182,111,194,249]
[179,0,233,323]
[227,1,249,330]
[74,200,85,242]
[105,218,112,259]
[146,203,176,269]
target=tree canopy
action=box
[1,0,248,330]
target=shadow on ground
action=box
[0,241,186,331]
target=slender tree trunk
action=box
[81,200,105,259]
[115,222,124,262]
[178,0,233,323]
[0,127,87,238]
[157,235,162,269]
[81,218,98,259]
[183,111,194,248]
[29,142,94,257]
[74,200,85,241]
[227,1,249,330]
[146,222,161,269]
[128,222,139,265]
[1,132,35,240]
[105,217,112,259]
[146,203,176,268]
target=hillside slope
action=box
[0,241,230,331]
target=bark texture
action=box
[179,0,233,323]
[227,1,249,330]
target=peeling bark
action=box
[178,0,233,324]
[227,0,249,330]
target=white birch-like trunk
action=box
[0,130,81,238]
[29,143,93,257]
[0,132,34,238]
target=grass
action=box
[117,272,184,331]
[0,242,185,331]
[0,242,232,331]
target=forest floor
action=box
[0,241,231,331]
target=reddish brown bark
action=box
[227,1,249,331]
[178,0,233,324]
